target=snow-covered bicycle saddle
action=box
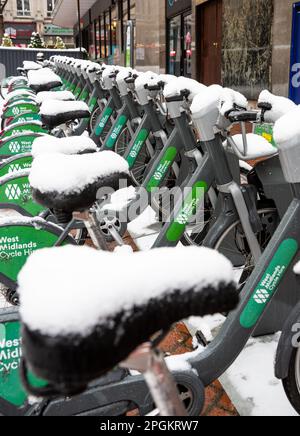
[29,151,131,212]
[226,133,277,161]
[36,90,75,105]
[28,68,62,93]
[40,100,90,129]
[31,135,97,158]
[19,245,238,395]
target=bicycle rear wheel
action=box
[283,347,300,415]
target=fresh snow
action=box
[40,99,89,116]
[219,88,248,116]
[28,68,62,87]
[29,151,130,194]
[18,244,234,336]
[190,85,223,116]
[23,61,42,71]
[135,72,159,91]
[294,261,300,275]
[273,106,300,146]
[31,135,97,157]
[36,91,75,104]
[116,67,134,82]
[230,133,277,160]
[220,334,298,416]
[164,77,207,101]
[258,90,297,123]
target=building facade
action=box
[53,0,300,101]
[3,0,74,47]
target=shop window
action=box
[168,11,192,78]
[17,0,31,16]
[47,0,55,17]
[95,20,100,59]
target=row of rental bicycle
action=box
[0,55,299,416]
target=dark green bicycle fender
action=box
[5,96,36,106]
[0,155,33,178]
[0,134,43,158]
[0,172,45,217]
[7,113,41,127]
[1,123,45,140]
[0,219,76,408]
[3,103,39,119]
[0,218,76,289]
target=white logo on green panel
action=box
[253,289,270,305]
[9,142,21,153]
[12,107,20,116]
[5,184,21,200]
[8,164,21,174]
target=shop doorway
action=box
[196,0,222,85]
[167,11,192,78]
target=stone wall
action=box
[222,0,274,99]
[272,0,294,96]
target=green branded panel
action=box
[79,89,89,102]
[166,181,208,243]
[89,97,97,112]
[105,115,128,149]
[254,123,276,148]
[69,83,76,93]
[4,103,39,119]
[0,322,46,407]
[0,135,39,157]
[95,107,113,137]
[2,123,45,140]
[0,175,44,216]
[127,129,149,169]
[147,147,178,192]
[0,156,32,178]
[240,239,298,329]
[74,86,82,99]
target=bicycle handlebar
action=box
[226,110,260,123]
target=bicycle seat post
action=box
[121,343,188,417]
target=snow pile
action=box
[102,65,118,80]
[114,245,134,254]
[23,61,43,71]
[36,91,75,104]
[219,88,248,116]
[40,100,89,117]
[273,106,300,146]
[191,85,223,116]
[18,245,234,336]
[294,261,300,275]
[31,135,97,158]
[28,68,62,87]
[135,72,159,91]
[258,90,296,123]
[116,67,134,82]
[29,151,130,194]
[164,77,206,101]
[230,133,276,159]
